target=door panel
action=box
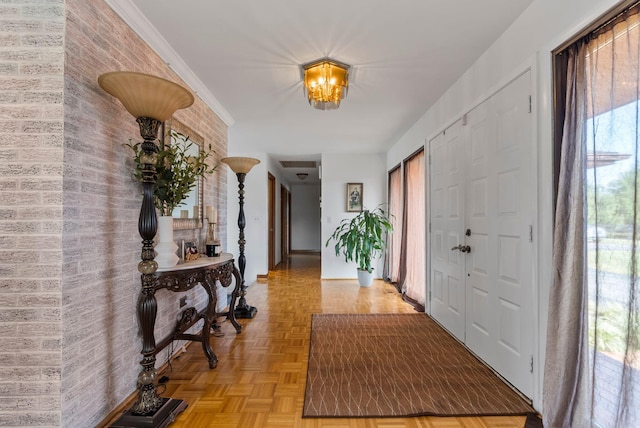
[429,120,465,341]
[464,71,533,396]
[492,72,533,394]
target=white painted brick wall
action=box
[1,1,228,427]
[0,1,64,427]
[60,1,229,427]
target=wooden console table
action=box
[154,253,243,369]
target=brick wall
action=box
[0,1,64,426]
[62,1,228,426]
[1,0,228,426]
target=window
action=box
[547,3,640,426]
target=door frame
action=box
[268,172,276,271]
[280,184,290,261]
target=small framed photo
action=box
[184,241,199,261]
[346,183,363,212]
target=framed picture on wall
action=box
[346,183,363,212]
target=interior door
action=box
[430,120,466,341]
[428,71,534,398]
[464,71,533,396]
[268,173,276,271]
[280,185,290,260]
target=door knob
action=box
[451,244,471,253]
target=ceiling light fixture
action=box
[301,58,350,110]
[296,173,309,180]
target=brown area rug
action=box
[303,313,536,418]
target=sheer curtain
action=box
[386,166,402,284]
[545,5,640,427]
[399,150,425,306]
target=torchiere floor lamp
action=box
[221,157,260,319]
[98,71,193,427]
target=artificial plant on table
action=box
[126,130,216,215]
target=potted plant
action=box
[126,130,216,267]
[326,205,393,287]
[126,130,216,215]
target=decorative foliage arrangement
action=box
[125,130,216,215]
[326,205,393,273]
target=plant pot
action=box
[357,268,374,287]
[155,216,179,268]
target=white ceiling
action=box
[115,0,534,184]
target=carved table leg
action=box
[228,266,243,333]
[202,274,219,369]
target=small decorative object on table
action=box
[184,241,199,261]
[205,205,221,257]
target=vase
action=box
[357,268,374,287]
[155,216,179,268]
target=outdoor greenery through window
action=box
[586,101,638,359]
[584,6,640,425]
[546,3,640,427]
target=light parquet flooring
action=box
[103,253,527,428]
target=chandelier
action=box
[301,58,350,110]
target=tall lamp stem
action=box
[133,117,164,414]
[234,172,257,318]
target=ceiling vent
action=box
[279,160,317,168]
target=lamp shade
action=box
[98,71,194,121]
[221,157,260,174]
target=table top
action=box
[156,252,233,273]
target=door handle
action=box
[451,244,471,253]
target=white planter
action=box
[155,216,179,268]
[357,268,374,287]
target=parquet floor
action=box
[102,253,528,428]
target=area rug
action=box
[303,313,536,418]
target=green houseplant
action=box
[126,130,216,268]
[126,130,216,215]
[326,205,393,286]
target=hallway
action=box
[103,253,528,427]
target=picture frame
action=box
[184,240,199,261]
[346,183,363,212]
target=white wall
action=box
[224,152,289,285]
[291,184,321,251]
[321,153,387,279]
[385,0,621,413]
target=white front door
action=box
[428,70,534,397]
[430,120,466,341]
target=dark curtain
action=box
[385,165,402,283]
